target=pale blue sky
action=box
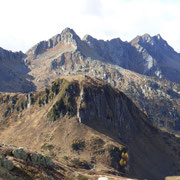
[0,0,179,52]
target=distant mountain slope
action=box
[83,33,180,83]
[0,47,35,93]
[22,28,180,132]
[130,34,180,83]
[0,76,180,179]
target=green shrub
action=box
[63,156,69,160]
[72,139,85,151]
[41,143,54,151]
[91,137,105,150]
[71,158,91,169]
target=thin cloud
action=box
[0,0,179,52]
[82,0,103,17]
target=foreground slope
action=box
[24,28,180,132]
[0,76,180,179]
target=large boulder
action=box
[12,147,28,161]
[30,153,53,167]
[1,158,14,171]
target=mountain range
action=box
[0,27,180,179]
[1,27,179,132]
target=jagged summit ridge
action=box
[26,27,180,83]
[60,27,81,47]
[131,33,176,53]
[83,34,128,65]
[26,27,81,56]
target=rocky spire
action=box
[60,27,81,48]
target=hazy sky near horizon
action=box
[0,0,180,52]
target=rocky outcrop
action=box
[0,152,14,171]
[0,145,54,168]
[0,144,55,179]
[12,148,28,161]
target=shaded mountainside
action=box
[22,28,180,133]
[1,76,180,179]
[0,47,36,93]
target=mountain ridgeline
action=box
[28,28,180,83]
[0,27,180,179]
[0,28,180,133]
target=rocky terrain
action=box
[83,32,180,83]
[0,28,179,132]
[17,27,179,132]
[0,144,57,179]
[0,27,180,179]
[130,34,180,83]
[0,76,180,179]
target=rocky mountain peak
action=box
[130,33,154,46]
[82,34,99,49]
[131,33,164,46]
[142,33,152,41]
[152,34,176,53]
[60,27,81,48]
[133,33,174,52]
[136,33,157,47]
[26,27,81,57]
[82,34,94,41]
[156,34,162,40]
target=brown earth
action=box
[0,76,180,179]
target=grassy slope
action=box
[0,76,180,179]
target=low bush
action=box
[71,139,85,151]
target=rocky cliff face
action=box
[78,79,141,142]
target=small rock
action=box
[98,177,108,180]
